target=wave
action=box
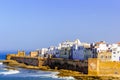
[50,72,75,80]
[0,67,75,80]
[0,62,3,65]
[28,71,75,80]
[0,70,20,75]
[57,76,75,80]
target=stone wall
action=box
[7,54,120,75]
[10,56,39,66]
[30,51,38,57]
[46,58,88,74]
[88,58,120,76]
[7,54,88,74]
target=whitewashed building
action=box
[38,48,48,57]
[110,44,120,61]
[94,41,108,52]
[57,39,81,59]
[71,43,93,60]
[47,46,60,58]
[91,41,120,61]
[58,39,81,49]
[47,46,55,54]
[92,41,109,58]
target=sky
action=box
[0,0,120,51]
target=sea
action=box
[0,51,75,80]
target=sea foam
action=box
[0,70,20,75]
[26,71,75,80]
[0,62,3,65]
[48,72,75,80]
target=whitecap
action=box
[0,62,3,65]
[50,72,75,80]
[36,71,75,80]
[1,69,75,80]
[58,76,75,80]
[0,70,20,75]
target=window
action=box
[65,52,67,55]
[106,56,107,58]
[113,52,116,54]
[109,56,111,59]
[101,55,103,58]
[74,49,75,51]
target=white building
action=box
[110,44,120,61]
[92,41,109,58]
[58,39,81,49]
[38,48,48,57]
[47,46,55,54]
[94,41,108,53]
[47,46,60,58]
[91,41,120,61]
[57,39,83,59]
[71,43,93,60]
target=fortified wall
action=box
[6,51,47,67]
[6,53,120,76]
[46,58,88,74]
[6,53,88,74]
[88,58,120,76]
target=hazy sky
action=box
[0,0,120,50]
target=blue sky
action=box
[0,0,120,50]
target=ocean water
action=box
[0,51,75,80]
[0,52,9,60]
[0,51,29,60]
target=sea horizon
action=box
[0,51,30,60]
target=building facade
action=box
[59,47,71,59]
[111,44,120,61]
[38,48,48,57]
[92,41,109,58]
[30,51,38,57]
[71,44,93,60]
[97,51,112,61]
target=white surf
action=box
[0,62,3,65]
[0,70,20,75]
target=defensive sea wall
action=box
[6,54,88,74]
[11,56,39,66]
[46,58,88,74]
[88,58,120,76]
[7,54,47,67]
[7,54,120,76]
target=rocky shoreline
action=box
[1,60,120,80]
